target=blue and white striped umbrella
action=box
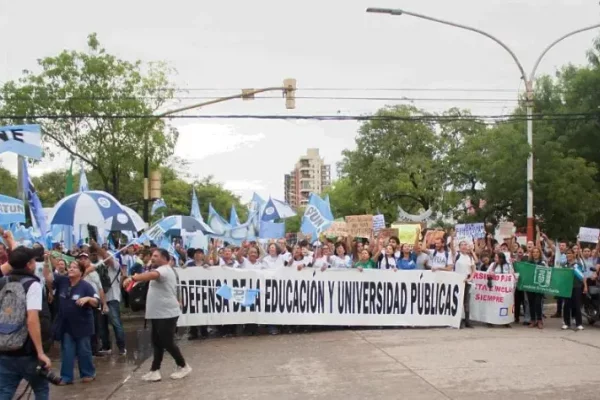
[50,191,133,229]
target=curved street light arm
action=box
[366,7,528,81]
[530,24,600,80]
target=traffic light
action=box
[283,78,296,110]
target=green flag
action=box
[65,159,74,196]
[514,261,574,298]
[51,251,75,264]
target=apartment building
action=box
[284,148,331,209]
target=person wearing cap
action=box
[0,246,52,399]
[43,259,99,385]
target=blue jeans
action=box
[60,333,95,383]
[0,355,49,400]
[100,300,126,352]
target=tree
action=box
[322,178,369,218]
[0,33,178,199]
[0,164,17,197]
[284,214,302,234]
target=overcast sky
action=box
[0,0,597,203]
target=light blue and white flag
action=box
[0,194,25,226]
[259,221,285,239]
[158,237,179,264]
[190,188,203,222]
[151,198,167,216]
[78,162,89,192]
[207,203,231,236]
[216,284,259,307]
[229,205,240,227]
[22,158,49,237]
[0,124,42,160]
[138,217,178,244]
[300,193,333,238]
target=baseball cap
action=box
[76,252,89,259]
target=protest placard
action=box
[392,223,420,247]
[324,221,349,237]
[372,214,385,234]
[578,227,600,244]
[497,222,514,239]
[455,223,485,240]
[469,271,515,325]
[424,230,445,247]
[177,268,465,328]
[377,228,398,242]
[345,215,373,238]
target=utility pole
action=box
[366,7,600,240]
[142,79,297,222]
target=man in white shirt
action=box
[422,237,454,271]
[454,241,476,328]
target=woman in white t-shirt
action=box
[329,242,352,269]
[487,252,514,275]
[454,241,477,328]
[377,244,397,270]
[291,245,310,270]
[262,243,285,269]
[312,245,331,272]
[239,246,265,270]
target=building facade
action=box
[284,148,331,209]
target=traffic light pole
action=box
[142,79,297,222]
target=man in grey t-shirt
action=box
[123,248,191,382]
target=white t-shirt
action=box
[84,271,103,295]
[105,264,122,303]
[427,249,453,271]
[290,258,308,269]
[26,281,42,311]
[454,253,474,278]
[488,263,512,274]
[378,255,396,270]
[312,256,330,269]
[262,255,285,269]
[330,255,351,269]
[280,251,292,264]
[219,258,239,268]
[239,258,265,270]
[146,266,181,319]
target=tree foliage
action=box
[0,33,178,199]
[332,38,600,238]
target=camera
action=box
[36,364,61,385]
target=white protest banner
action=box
[578,227,600,244]
[177,268,465,328]
[372,214,385,234]
[455,223,485,240]
[469,271,515,325]
[0,124,42,160]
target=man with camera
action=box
[0,246,53,400]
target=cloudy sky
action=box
[0,0,597,202]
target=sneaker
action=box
[142,370,161,382]
[170,365,192,380]
[81,376,95,384]
[561,324,569,330]
[119,349,127,356]
[577,325,584,331]
[97,349,112,356]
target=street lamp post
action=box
[366,7,600,241]
[142,79,297,222]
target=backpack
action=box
[97,263,119,293]
[0,275,51,353]
[129,281,149,312]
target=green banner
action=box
[51,251,75,264]
[514,262,574,298]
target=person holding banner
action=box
[329,242,352,269]
[354,249,376,271]
[262,243,285,269]
[562,248,587,331]
[455,241,476,328]
[527,247,546,329]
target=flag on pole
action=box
[229,205,240,227]
[65,159,74,196]
[151,198,167,216]
[190,188,203,222]
[79,162,89,192]
[21,158,49,239]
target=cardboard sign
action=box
[324,221,349,237]
[424,230,445,247]
[345,215,373,238]
[377,228,398,242]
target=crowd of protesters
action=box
[0,223,598,398]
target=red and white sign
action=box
[469,272,515,325]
